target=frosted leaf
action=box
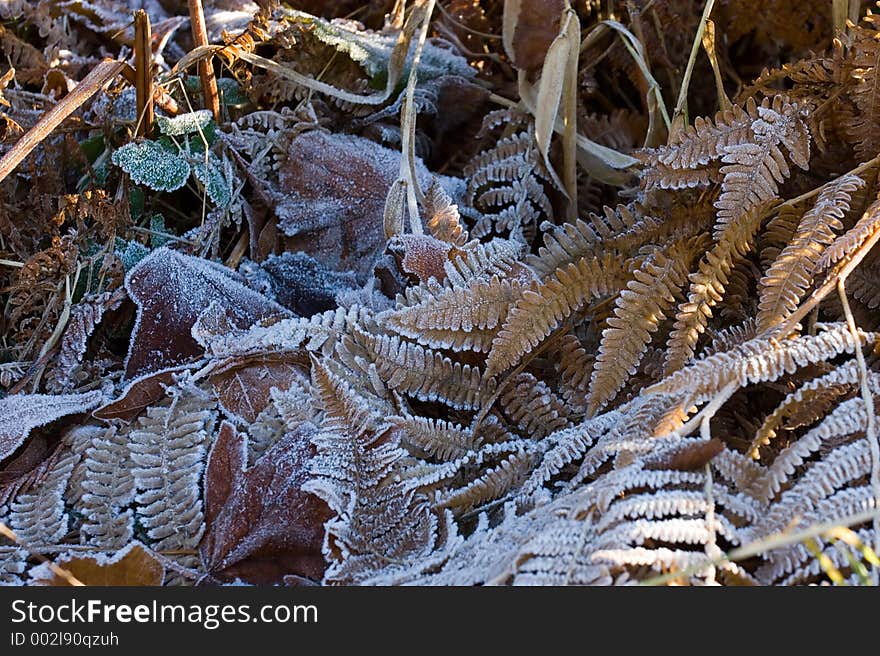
[239,252,358,316]
[157,109,214,136]
[200,421,330,583]
[148,214,170,248]
[124,248,288,378]
[282,9,475,83]
[276,130,465,280]
[113,237,150,272]
[192,151,233,208]
[111,140,190,192]
[111,87,137,123]
[0,391,103,462]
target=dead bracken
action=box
[0,0,880,586]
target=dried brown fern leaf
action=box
[757,174,864,332]
[713,97,811,237]
[637,100,754,186]
[848,247,880,308]
[548,332,593,413]
[352,328,493,411]
[499,372,572,439]
[527,203,663,278]
[44,289,126,393]
[390,414,482,461]
[817,196,880,273]
[844,14,880,161]
[761,202,807,269]
[652,323,875,425]
[588,236,707,417]
[664,96,811,372]
[748,360,861,460]
[663,208,765,374]
[434,449,537,514]
[378,274,524,352]
[486,252,630,378]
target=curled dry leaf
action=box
[200,421,331,584]
[93,365,195,423]
[29,543,163,586]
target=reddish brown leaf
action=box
[200,421,330,584]
[507,0,565,73]
[276,131,455,280]
[209,355,308,424]
[93,364,192,423]
[124,248,288,378]
[0,391,103,463]
[30,543,164,586]
[387,233,455,284]
[0,435,56,506]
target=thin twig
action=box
[400,0,437,234]
[837,278,880,583]
[188,0,220,121]
[0,59,124,185]
[669,0,716,138]
[134,10,154,139]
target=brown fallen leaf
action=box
[93,364,194,423]
[124,248,288,379]
[29,543,164,586]
[200,421,330,584]
[387,233,456,284]
[0,435,57,507]
[275,130,462,281]
[503,0,566,74]
[209,354,309,424]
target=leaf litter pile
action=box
[2,0,880,587]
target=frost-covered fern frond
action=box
[756,175,864,332]
[129,391,217,559]
[464,113,553,244]
[77,426,135,549]
[8,449,79,547]
[588,236,707,416]
[650,323,873,406]
[305,359,457,585]
[486,252,631,378]
[378,274,524,353]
